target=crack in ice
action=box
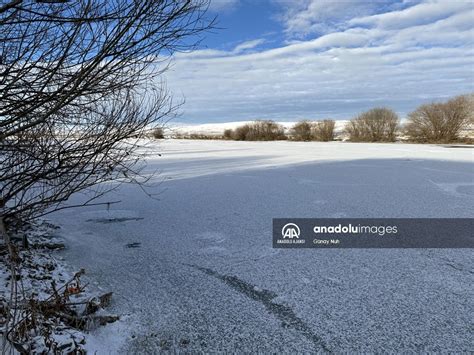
[188,264,331,353]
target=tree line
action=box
[173,94,472,142]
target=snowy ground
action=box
[0,221,120,353]
[49,140,473,353]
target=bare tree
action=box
[345,108,399,142]
[404,94,473,143]
[312,120,335,141]
[0,0,213,228]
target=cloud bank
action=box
[165,0,474,122]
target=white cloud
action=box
[349,0,473,29]
[173,39,266,60]
[207,0,240,13]
[233,39,266,53]
[163,1,474,122]
[274,0,390,37]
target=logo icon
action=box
[282,223,300,239]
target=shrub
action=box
[291,121,313,141]
[247,120,286,141]
[151,127,164,139]
[188,133,221,140]
[223,129,233,140]
[233,121,286,141]
[404,94,474,143]
[312,120,335,141]
[233,124,251,140]
[345,107,399,142]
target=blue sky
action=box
[165,0,474,123]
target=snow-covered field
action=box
[49,140,473,352]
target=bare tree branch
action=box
[0,0,213,227]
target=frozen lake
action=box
[50,140,474,353]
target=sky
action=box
[164,0,474,123]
